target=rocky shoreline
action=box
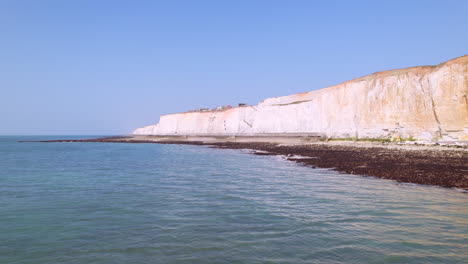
[24,136,468,190]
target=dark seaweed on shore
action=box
[23,138,468,190]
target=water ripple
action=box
[0,136,467,264]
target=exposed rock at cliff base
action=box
[133,55,468,141]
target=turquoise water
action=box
[1,136,467,264]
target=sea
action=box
[1,136,467,264]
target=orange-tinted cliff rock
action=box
[134,55,468,141]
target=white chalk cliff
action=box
[133,55,468,141]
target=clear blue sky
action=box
[1,0,467,135]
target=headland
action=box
[25,55,468,190]
[134,55,468,142]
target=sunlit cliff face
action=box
[134,55,468,141]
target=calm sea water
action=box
[0,136,467,264]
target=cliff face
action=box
[133,55,468,141]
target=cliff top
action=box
[258,54,468,105]
[162,54,467,115]
[341,54,467,86]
